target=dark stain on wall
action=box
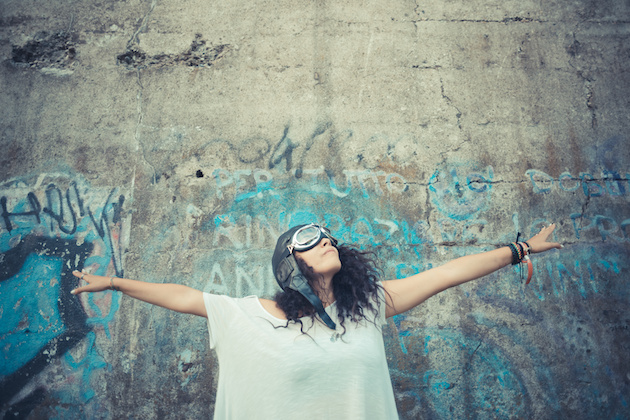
[11,31,77,69]
[116,34,230,70]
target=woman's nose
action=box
[320,237,331,247]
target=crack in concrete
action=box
[580,73,598,129]
[129,0,158,48]
[482,179,529,185]
[414,17,550,24]
[411,65,443,70]
[412,0,423,31]
[412,17,630,25]
[125,0,157,184]
[536,176,629,183]
[567,28,600,129]
[439,77,463,131]
[132,68,159,184]
[134,68,144,153]
[446,340,483,390]
[574,193,592,235]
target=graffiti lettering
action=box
[0,192,41,230]
[210,212,501,250]
[1,181,125,276]
[212,169,276,201]
[211,213,431,248]
[212,168,409,200]
[429,165,494,221]
[526,169,629,197]
[201,260,280,297]
[267,122,352,177]
[528,256,621,300]
[570,213,630,241]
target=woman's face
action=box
[295,237,342,279]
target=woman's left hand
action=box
[526,223,563,254]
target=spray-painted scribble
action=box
[1,179,126,276]
[429,164,494,220]
[0,173,128,418]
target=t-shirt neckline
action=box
[255,297,337,323]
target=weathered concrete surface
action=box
[1,0,629,418]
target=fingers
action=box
[71,286,84,295]
[538,223,556,237]
[71,270,82,294]
[71,269,94,295]
[529,223,564,253]
[72,269,91,279]
[71,271,83,295]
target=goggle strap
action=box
[286,256,337,330]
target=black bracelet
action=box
[508,243,520,265]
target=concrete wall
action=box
[1,0,629,418]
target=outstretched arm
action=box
[382,224,562,318]
[71,271,207,317]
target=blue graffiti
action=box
[1,175,126,417]
[388,321,529,418]
[0,254,65,377]
[429,164,494,221]
[526,168,629,197]
[570,213,630,241]
[0,236,93,414]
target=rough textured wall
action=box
[1,0,629,418]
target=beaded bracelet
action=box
[508,243,520,265]
[109,277,119,292]
[516,242,524,261]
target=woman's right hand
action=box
[71,269,113,295]
[70,270,206,317]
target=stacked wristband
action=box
[508,238,534,285]
[508,242,524,265]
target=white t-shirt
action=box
[203,289,399,420]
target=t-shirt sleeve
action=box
[203,292,238,349]
[376,282,388,327]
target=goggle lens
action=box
[290,224,337,252]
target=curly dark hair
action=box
[273,244,385,335]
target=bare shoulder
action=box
[258,298,287,320]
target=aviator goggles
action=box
[287,224,338,254]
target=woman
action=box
[71,223,562,419]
